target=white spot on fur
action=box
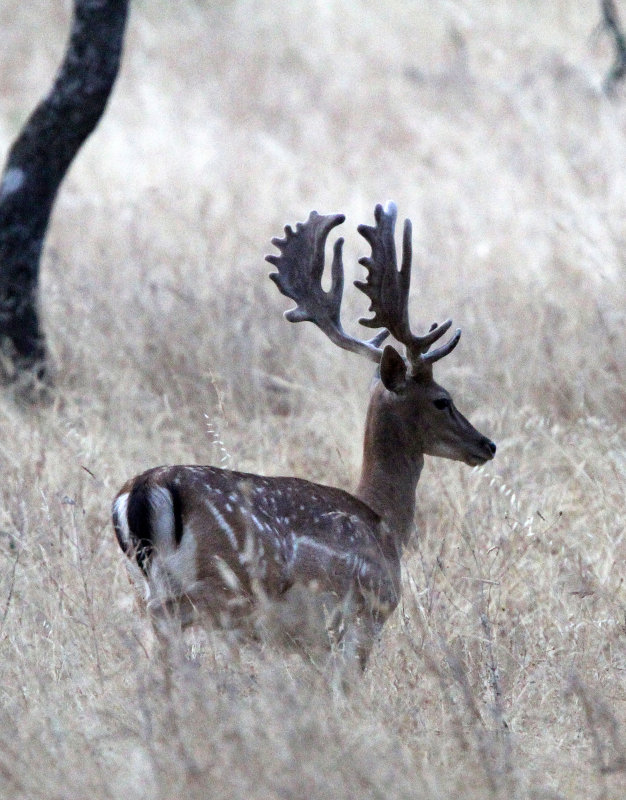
[205,499,238,551]
[250,513,267,534]
[239,528,264,574]
[297,537,342,560]
[214,555,243,592]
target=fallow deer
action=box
[112,202,496,668]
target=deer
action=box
[112,202,496,671]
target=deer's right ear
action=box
[380,345,407,393]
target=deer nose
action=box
[483,439,497,457]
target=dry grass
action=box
[1,1,625,797]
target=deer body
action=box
[113,464,401,662]
[113,203,495,667]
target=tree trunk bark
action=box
[0,0,129,385]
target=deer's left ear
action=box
[380,345,408,393]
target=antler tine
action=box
[355,202,461,369]
[267,211,388,363]
[422,325,462,363]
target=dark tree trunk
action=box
[0,0,129,384]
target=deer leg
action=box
[341,610,383,670]
[325,615,376,694]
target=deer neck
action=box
[355,390,423,548]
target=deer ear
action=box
[380,345,407,393]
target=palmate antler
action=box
[266,202,461,372]
[356,202,461,370]
[267,211,389,362]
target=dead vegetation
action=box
[0,1,624,798]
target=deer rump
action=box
[113,464,401,655]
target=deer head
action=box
[267,201,495,487]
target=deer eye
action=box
[433,398,451,411]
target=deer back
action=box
[113,465,402,630]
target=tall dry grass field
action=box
[1,1,625,797]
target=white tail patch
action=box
[112,492,131,549]
[112,492,150,601]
